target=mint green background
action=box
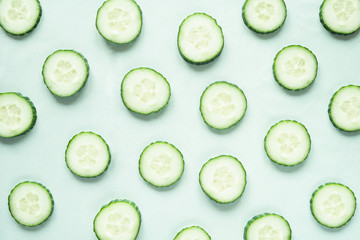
[0,0,359,239]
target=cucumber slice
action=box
[273,45,318,91]
[174,226,211,240]
[93,199,141,240]
[42,50,89,97]
[200,81,247,130]
[320,0,360,35]
[8,181,54,227]
[199,155,246,204]
[65,131,111,178]
[328,85,360,132]
[264,120,311,166]
[311,182,356,228]
[96,0,142,44]
[0,92,36,138]
[242,0,287,34]
[0,0,41,35]
[244,213,291,240]
[121,67,171,115]
[177,13,224,65]
[139,141,184,187]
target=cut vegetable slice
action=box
[42,50,89,97]
[8,181,54,227]
[0,92,36,138]
[264,120,311,166]
[139,141,184,187]
[0,0,41,35]
[177,12,224,65]
[320,0,360,35]
[93,199,141,240]
[200,81,247,130]
[96,0,142,44]
[242,0,287,34]
[66,131,111,178]
[328,85,360,132]
[199,155,246,203]
[121,67,171,115]
[311,182,356,228]
[273,45,318,91]
[244,213,291,240]
[174,226,211,240]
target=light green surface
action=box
[0,0,359,239]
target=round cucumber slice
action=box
[264,120,311,166]
[0,0,41,35]
[199,155,246,204]
[242,0,287,34]
[174,226,211,240]
[328,85,360,132]
[121,67,171,115]
[93,199,141,240]
[139,141,184,188]
[311,182,356,228]
[96,0,142,44]
[200,81,247,130]
[42,50,89,97]
[177,12,224,65]
[0,92,36,138]
[8,181,54,227]
[273,45,318,91]
[320,0,360,35]
[65,131,111,178]
[244,213,291,240]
